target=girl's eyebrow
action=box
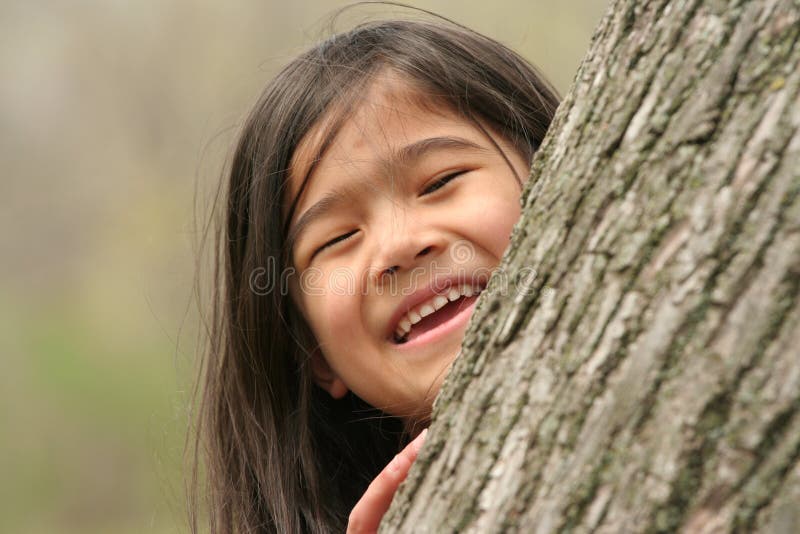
[286,136,488,254]
[394,135,488,166]
[286,190,351,254]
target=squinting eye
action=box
[423,170,467,195]
[314,229,358,257]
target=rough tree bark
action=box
[382,0,800,532]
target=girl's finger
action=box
[347,429,428,534]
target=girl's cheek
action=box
[461,186,522,258]
[489,204,522,254]
[321,295,362,344]
[315,273,362,338]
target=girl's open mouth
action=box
[392,293,480,348]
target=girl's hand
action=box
[347,428,427,534]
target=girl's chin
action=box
[407,363,454,423]
[397,402,434,430]
[375,378,442,425]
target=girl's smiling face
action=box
[286,75,528,420]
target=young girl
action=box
[193,16,559,534]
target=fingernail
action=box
[413,428,428,451]
[388,455,402,473]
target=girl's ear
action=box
[310,350,348,399]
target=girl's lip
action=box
[390,295,479,350]
[384,275,489,340]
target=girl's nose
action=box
[381,246,433,277]
[370,204,447,280]
[374,232,441,280]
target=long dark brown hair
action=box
[190,15,559,534]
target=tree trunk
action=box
[381,0,800,532]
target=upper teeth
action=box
[394,283,482,339]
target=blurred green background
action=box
[0,1,604,532]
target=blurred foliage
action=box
[0,1,604,532]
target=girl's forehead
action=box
[287,75,462,200]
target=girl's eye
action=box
[422,170,467,195]
[314,229,358,257]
